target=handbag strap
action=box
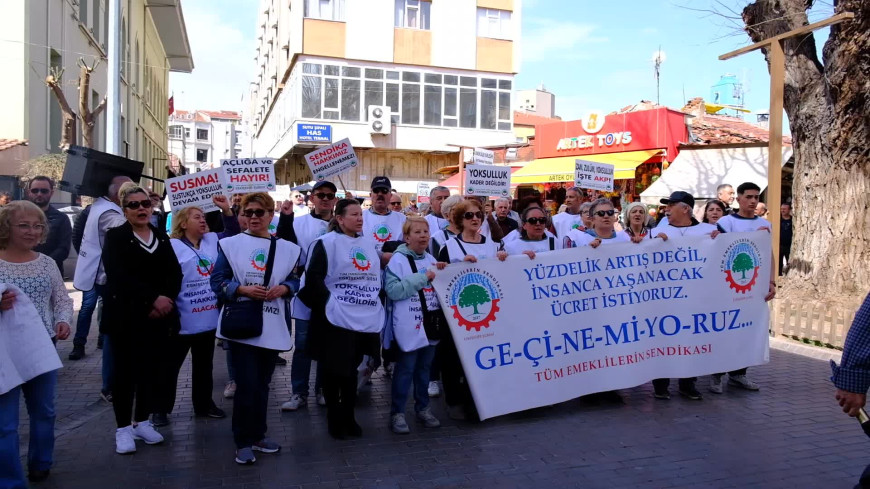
[262,237,278,287]
[549,236,555,251]
[405,254,431,313]
[454,237,468,257]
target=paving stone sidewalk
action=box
[16,288,869,488]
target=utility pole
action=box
[106,0,121,154]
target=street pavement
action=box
[16,287,869,489]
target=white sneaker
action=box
[115,426,137,454]
[281,394,306,411]
[390,413,410,434]
[132,420,164,445]
[415,408,441,428]
[427,381,441,398]
[728,374,760,391]
[709,374,724,394]
[316,389,326,407]
[223,381,236,399]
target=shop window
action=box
[395,0,430,29]
[304,0,345,21]
[477,8,512,40]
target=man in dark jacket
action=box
[26,176,71,274]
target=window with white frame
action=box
[196,129,209,140]
[184,127,190,138]
[395,0,430,29]
[305,0,345,21]
[169,125,183,139]
[477,8,512,40]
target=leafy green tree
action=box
[459,284,489,315]
[355,251,368,264]
[733,253,754,280]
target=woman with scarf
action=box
[623,202,651,243]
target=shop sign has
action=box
[297,123,332,143]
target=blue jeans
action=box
[390,345,436,415]
[0,370,57,489]
[290,319,322,397]
[72,286,102,347]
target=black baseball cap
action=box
[371,176,391,191]
[312,180,337,192]
[660,191,695,208]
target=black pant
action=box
[321,369,358,436]
[110,332,163,428]
[653,377,697,392]
[228,342,277,448]
[159,330,216,414]
[439,326,473,408]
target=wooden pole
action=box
[336,174,349,196]
[458,146,466,195]
[767,41,784,279]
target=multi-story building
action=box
[168,110,244,172]
[248,0,522,193]
[515,84,556,118]
[0,0,192,194]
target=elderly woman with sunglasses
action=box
[503,206,563,259]
[566,198,631,248]
[436,199,507,421]
[101,183,183,455]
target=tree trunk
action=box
[742,0,870,304]
[45,77,76,151]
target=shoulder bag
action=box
[220,237,277,339]
[406,255,444,342]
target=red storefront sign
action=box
[535,107,688,162]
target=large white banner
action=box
[431,232,772,420]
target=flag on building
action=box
[168,95,174,116]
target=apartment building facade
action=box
[248,0,521,193]
[168,110,244,172]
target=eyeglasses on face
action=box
[15,223,46,232]
[124,200,153,210]
[525,217,547,225]
[390,201,403,207]
[594,209,616,217]
[242,208,268,217]
[463,211,485,220]
[371,188,390,195]
[29,188,50,195]
[314,192,335,200]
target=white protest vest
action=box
[290,213,330,320]
[503,229,555,244]
[430,228,455,257]
[650,222,718,239]
[716,214,771,233]
[216,233,301,350]
[425,214,449,237]
[566,229,631,247]
[267,215,280,236]
[503,236,561,256]
[320,232,385,333]
[444,236,501,263]
[73,197,121,291]
[552,212,585,238]
[387,253,440,352]
[172,233,220,335]
[362,209,406,253]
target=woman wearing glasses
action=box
[566,198,631,248]
[503,206,563,259]
[437,199,507,421]
[0,201,72,486]
[210,193,301,464]
[298,199,384,439]
[149,195,239,427]
[101,183,183,455]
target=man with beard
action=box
[26,176,71,274]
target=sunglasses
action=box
[314,192,336,200]
[124,200,153,210]
[371,188,390,195]
[242,208,268,217]
[594,210,616,217]
[463,211,485,220]
[29,188,50,195]
[390,201,403,207]
[525,217,547,225]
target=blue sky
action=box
[170,0,836,126]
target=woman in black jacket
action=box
[101,182,182,455]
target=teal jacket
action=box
[384,244,431,301]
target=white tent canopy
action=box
[640,145,794,205]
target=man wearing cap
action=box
[280,180,338,412]
[364,176,407,259]
[648,191,717,401]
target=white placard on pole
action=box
[417,182,431,203]
[221,158,276,194]
[165,168,225,212]
[574,159,615,192]
[464,164,511,198]
[473,147,495,165]
[304,138,359,181]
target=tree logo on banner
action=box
[349,246,371,271]
[249,248,268,272]
[721,239,762,293]
[373,224,392,243]
[196,255,215,277]
[446,269,502,331]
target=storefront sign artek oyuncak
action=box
[556,111,633,151]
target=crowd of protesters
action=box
[0,172,787,485]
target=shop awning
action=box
[639,145,794,205]
[510,149,663,185]
[441,167,521,192]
